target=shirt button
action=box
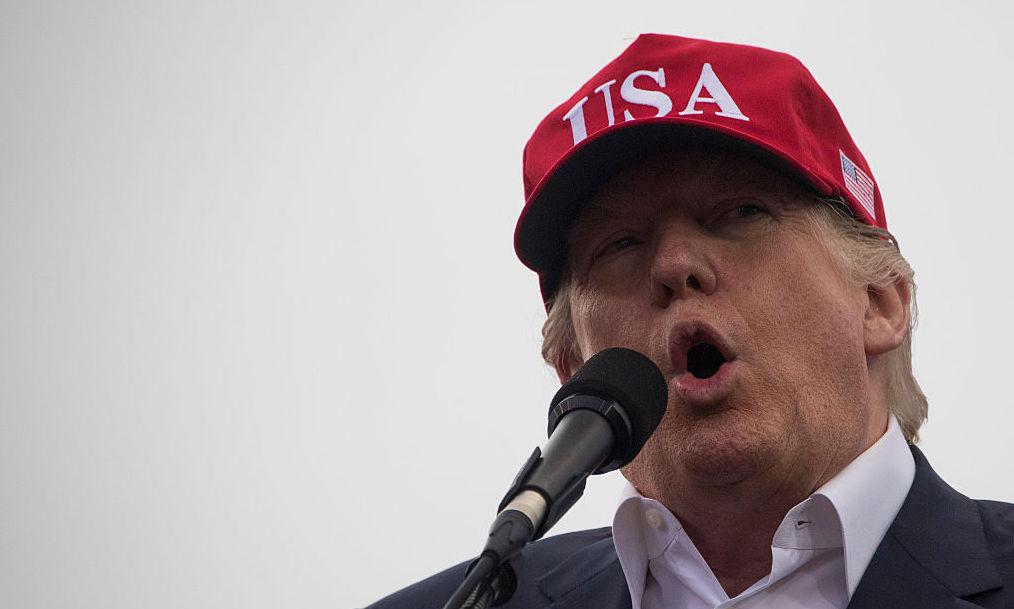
[645,509,664,529]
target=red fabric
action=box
[514,34,885,299]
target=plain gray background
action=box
[2,1,1013,608]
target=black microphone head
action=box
[548,347,668,470]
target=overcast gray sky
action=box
[2,1,1013,608]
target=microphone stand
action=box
[442,508,532,609]
[442,409,601,609]
[444,557,520,609]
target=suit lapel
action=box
[537,535,631,609]
[847,446,1001,609]
[847,533,983,609]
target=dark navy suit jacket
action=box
[370,446,1014,609]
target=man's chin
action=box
[677,410,781,487]
[623,409,781,496]
[680,445,771,489]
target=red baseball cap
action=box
[514,33,886,303]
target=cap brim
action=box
[513,119,837,303]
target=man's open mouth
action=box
[686,341,728,379]
[669,322,736,380]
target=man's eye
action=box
[588,234,642,264]
[710,202,771,225]
[609,236,642,251]
[730,203,767,218]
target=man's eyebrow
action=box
[571,200,626,233]
[566,201,626,258]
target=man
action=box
[370,34,1014,608]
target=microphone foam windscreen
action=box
[550,347,668,455]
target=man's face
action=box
[565,147,888,501]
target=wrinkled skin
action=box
[559,147,908,595]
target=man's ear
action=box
[554,349,583,384]
[864,278,911,356]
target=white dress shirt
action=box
[612,416,915,609]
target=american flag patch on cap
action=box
[839,150,876,217]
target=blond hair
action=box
[540,198,928,443]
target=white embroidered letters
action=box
[620,69,673,122]
[561,63,750,146]
[679,63,750,121]
[593,80,618,128]
[562,96,590,145]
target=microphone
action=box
[443,348,668,609]
[499,346,668,537]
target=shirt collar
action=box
[611,415,915,602]
[813,414,915,596]
[613,485,679,609]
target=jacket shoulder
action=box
[976,498,1014,525]
[976,498,1014,559]
[366,527,614,609]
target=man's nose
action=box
[649,230,717,307]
